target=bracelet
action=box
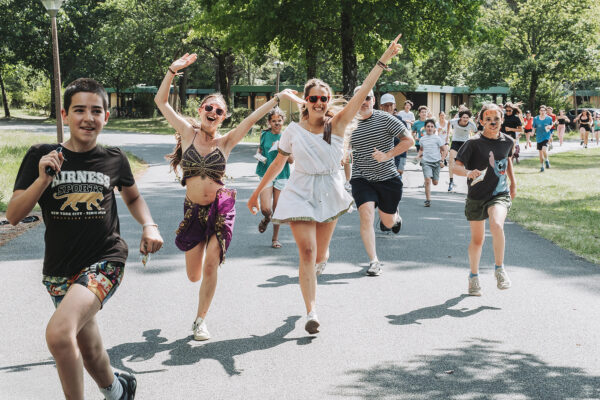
[143,223,158,228]
[168,67,177,75]
[376,60,391,71]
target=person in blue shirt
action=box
[532,105,554,172]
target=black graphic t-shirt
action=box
[500,114,522,139]
[14,144,135,277]
[456,133,514,201]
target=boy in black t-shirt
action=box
[452,103,516,297]
[6,78,163,400]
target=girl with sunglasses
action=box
[247,34,403,334]
[155,53,298,341]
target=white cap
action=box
[353,85,375,97]
[380,93,395,105]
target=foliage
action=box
[23,79,51,112]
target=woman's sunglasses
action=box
[306,95,330,103]
[202,104,225,115]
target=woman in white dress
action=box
[247,34,403,334]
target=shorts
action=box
[465,193,512,221]
[450,141,466,152]
[415,144,420,153]
[394,156,406,171]
[42,260,124,308]
[524,128,532,134]
[422,161,441,181]
[350,176,403,214]
[581,125,592,132]
[536,140,549,150]
[264,178,288,191]
[175,188,236,264]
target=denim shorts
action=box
[42,261,124,308]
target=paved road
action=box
[1,122,599,399]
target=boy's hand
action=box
[140,226,163,255]
[247,192,259,215]
[38,150,64,182]
[372,147,390,162]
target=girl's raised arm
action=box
[331,34,403,135]
[154,53,198,139]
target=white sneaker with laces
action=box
[305,311,320,334]
[316,261,327,276]
[468,275,482,296]
[366,260,382,276]
[192,317,211,341]
[495,267,512,290]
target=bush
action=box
[182,97,201,118]
[134,93,156,117]
[23,80,51,113]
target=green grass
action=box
[509,147,600,264]
[0,131,147,212]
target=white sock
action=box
[100,373,123,400]
[370,257,379,263]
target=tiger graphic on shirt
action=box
[53,191,104,211]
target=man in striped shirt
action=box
[349,86,414,276]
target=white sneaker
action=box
[468,275,482,296]
[366,260,382,276]
[344,181,352,192]
[192,317,210,341]
[316,261,327,276]
[495,267,512,290]
[305,311,320,334]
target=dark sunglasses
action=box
[306,95,330,103]
[365,96,373,101]
[203,104,225,115]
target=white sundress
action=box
[272,122,354,223]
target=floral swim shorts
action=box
[42,260,124,308]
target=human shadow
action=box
[386,294,500,325]
[107,316,313,377]
[0,359,56,373]
[337,338,600,399]
[258,267,367,288]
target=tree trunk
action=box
[225,51,235,107]
[528,70,538,113]
[216,53,232,108]
[340,0,357,98]
[0,69,10,118]
[179,68,188,109]
[50,72,56,118]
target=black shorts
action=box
[524,128,532,133]
[537,140,549,150]
[350,176,403,214]
[581,124,592,132]
[450,140,466,152]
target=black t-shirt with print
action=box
[14,143,135,277]
[456,133,514,201]
[500,114,522,139]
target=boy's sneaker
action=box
[366,260,382,276]
[495,267,512,290]
[115,372,137,400]
[316,261,327,276]
[548,143,553,151]
[391,214,402,234]
[545,160,550,168]
[424,200,431,207]
[468,275,482,296]
[192,317,210,341]
[540,166,545,172]
[379,220,391,232]
[448,181,455,192]
[344,181,352,192]
[305,311,320,334]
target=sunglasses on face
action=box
[306,95,330,103]
[203,104,225,115]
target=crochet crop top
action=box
[181,132,226,186]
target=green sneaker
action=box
[495,267,512,290]
[468,275,482,296]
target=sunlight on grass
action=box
[510,147,600,264]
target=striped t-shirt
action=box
[350,110,410,181]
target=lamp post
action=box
[273,60,284,94]
[41,0,65,143]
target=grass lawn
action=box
[509,147,600,264]
[0,131,146,212]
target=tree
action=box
[467,0,600,111]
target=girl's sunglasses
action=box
[202,105,225,115]
[306,95,330,103]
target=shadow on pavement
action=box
[258,266,368,288]
[106,316,314,376]
[337,338,600,399]
[385,294,501,325]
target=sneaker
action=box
[115,371,137,400]
[545,160,550,168]
[316,261,326,276]
[548,143,553,151]
[468,275,482,296]
[540,166,545,172]
[305,311,320,334]
[366,260,382,276]
[379,220,391,232]
[424,200,431,207]
[391,214,402,234]
[495,267,512,290]
[448,181,455,192]
[580,140,584,146]
[192,317,210,341]
[344,181,352,192]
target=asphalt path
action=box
[1,121,599,399]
